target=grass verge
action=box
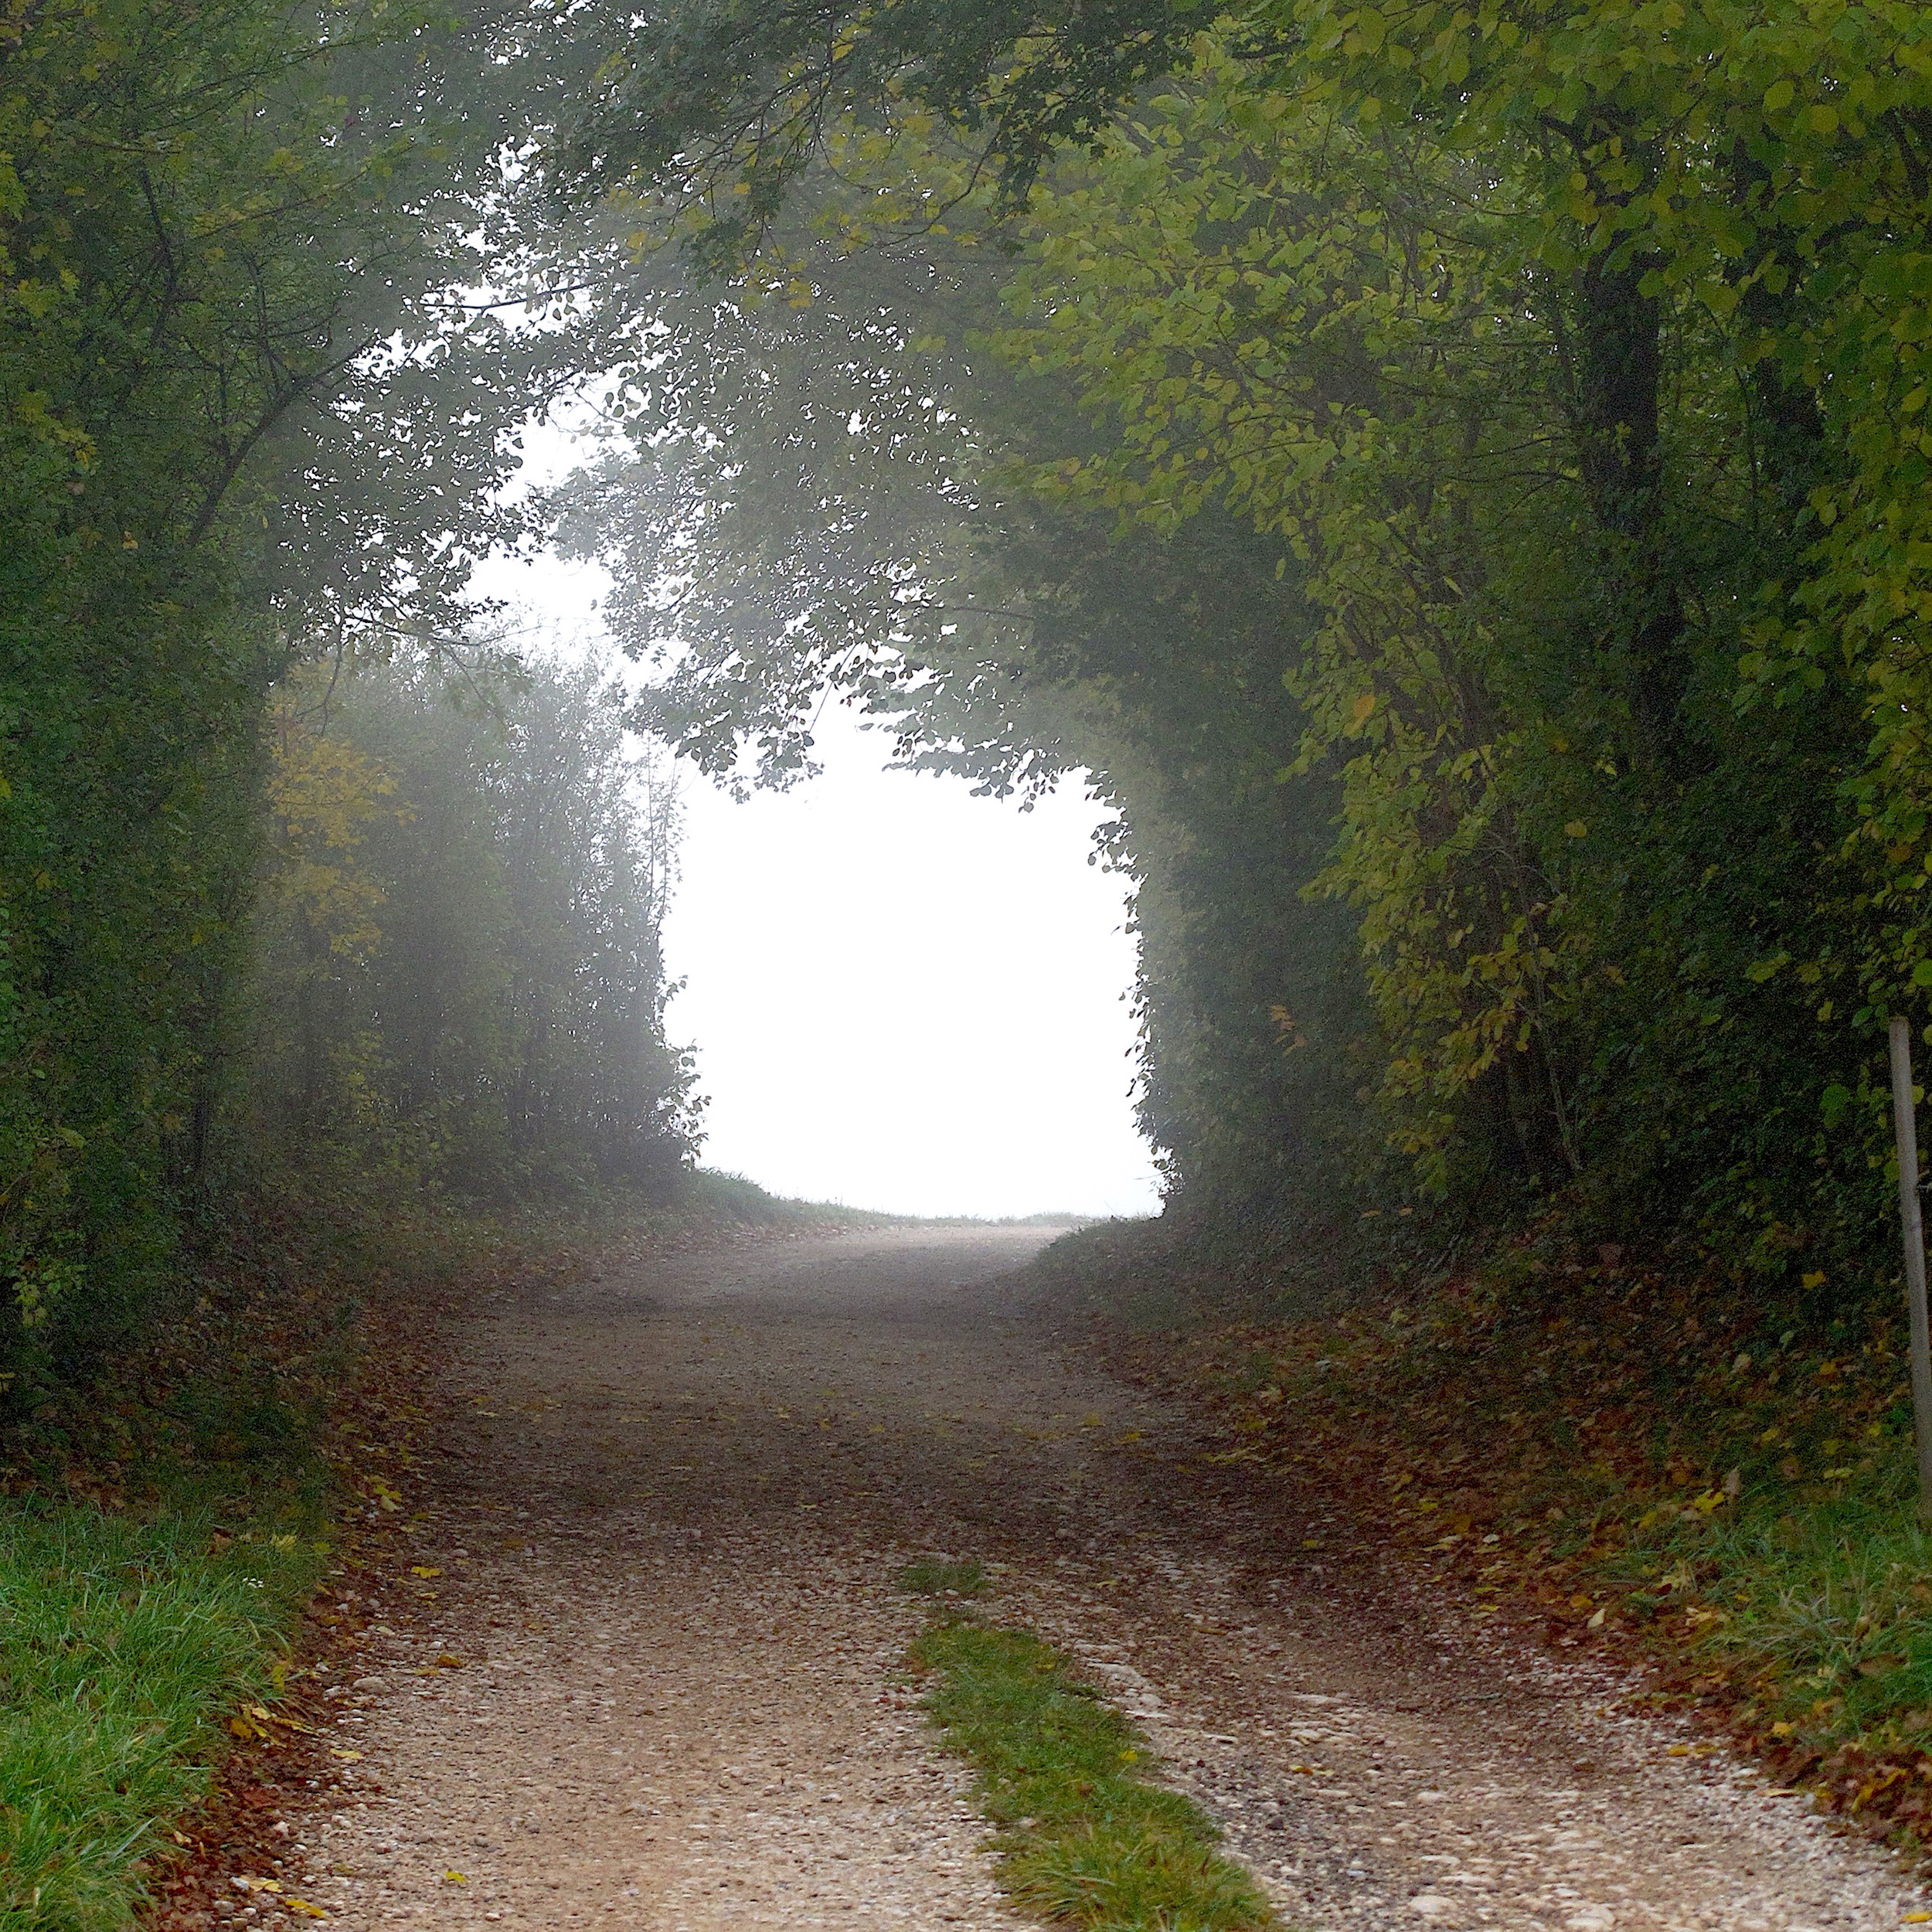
[0,1187,365,1932]
[900,1570,1275,1931]
[0,1487,328,1932]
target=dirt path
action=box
[281,1227,1927,1932]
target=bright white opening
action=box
[467,447,1161,1220]
[668,704,1160,1219]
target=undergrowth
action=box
[1046,1217,1932,1845]
[662,1169,903,1230]
[0,1192,358,1932]
[900,1568,1274,1931]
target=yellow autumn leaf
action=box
[410,1566,440,1579]
[1349,690,1376,726]
[328,1748,364,1761]
[442,1870,468,1885]
[285,1900,328,1920]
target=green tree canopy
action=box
[541,3,1932,1301]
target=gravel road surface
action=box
[278,1226,1927,1932]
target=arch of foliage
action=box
[549,0,1932,1303]
[12,0,1932,1393]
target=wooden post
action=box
[1887,1014,1932,1522]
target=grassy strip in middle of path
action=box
[901,1570,1275,1932]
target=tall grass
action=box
[0,1195,347,1932]
[0,1488,325,1932]
[1597,1475,1932,1747]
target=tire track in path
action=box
[278,1227,1924,1932]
